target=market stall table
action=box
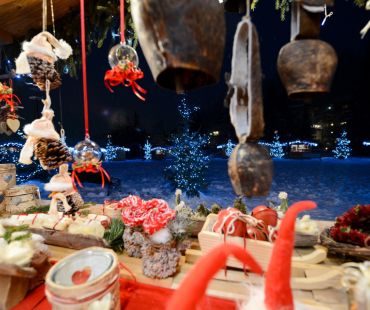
[14,236,350,310]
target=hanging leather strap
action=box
[228,17,264,143]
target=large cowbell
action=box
[131,0,226,92]
[277,0,337,99]
[226,17,273,198]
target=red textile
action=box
[13,278,237,310]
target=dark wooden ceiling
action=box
[0,0,79,45]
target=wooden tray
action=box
[198,214,327,271]
[29,228,108,250]
[320,228,370,261]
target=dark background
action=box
[4,1,370,156]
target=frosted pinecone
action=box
[27,56,61,90]
[34,138,72,170]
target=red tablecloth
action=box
[13,278,237,310]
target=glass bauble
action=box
[108,44,139,69]
[73,139,102,163]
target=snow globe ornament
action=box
[71,138,110,189]
[108,44,139,69]
[104,44,146,100]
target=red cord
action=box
[80,0,90,139]
[120,0,125,44]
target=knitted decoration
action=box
[141,240,181,279]
[122,227,145,258]
[34,138,72,170]
[27,56,61,90]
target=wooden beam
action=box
[0,29,13,46]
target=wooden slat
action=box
[0,0,79,40]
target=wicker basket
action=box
[320,229,370,261]
[4,185,40,214]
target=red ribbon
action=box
[0,84,21,112]
[104,62,147,101]
[71,161,111,190]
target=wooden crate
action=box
[198,214,327,271]
[0,164,16,212]
[4,185,40,214]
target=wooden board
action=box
[0,0,79,41]
[30,228,108,250]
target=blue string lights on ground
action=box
[333,130,352,159]
[165,94,210,197]
[363,141,370,146]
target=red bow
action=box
[104,61,147,101]
[71,161,110,190]
[0,85,21,112]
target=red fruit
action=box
[213,208,246,237]
[251,205,278,227]
[246,223,269,241]
[71,266,92,285]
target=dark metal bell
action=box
[131,0,226,91]
[228,142,273,198]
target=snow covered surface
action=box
[26,158,370,220]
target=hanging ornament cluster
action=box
[277,0,337,98]
[131,0,225,92]
[72,0,110,189]
[15,31,72,90]
[19,80,72,170]
[0,81,22,135]
[104,0,146,101]
[226,2,273,197]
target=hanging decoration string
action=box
[42,0,48,32]
[50,0,56,36]
[321,4,333,26]
[120,0,125,44]
[80,0,90,139]
[246,0,250,18]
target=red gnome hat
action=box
[167,243,264,310]
[264,200,317,310]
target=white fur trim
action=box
[150,227,172,244]
[24,124,60,140]
[44,182,73,192]
[23,41,57,62]
[54,39,73,59]
[19,138,34,165]
[15,52,31,74]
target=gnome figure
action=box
[45,164,84,216]
[19,81,72,170]
[15,31,72,90]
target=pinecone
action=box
[27,56,62,90]
[34,138,72,170]
[57,192,84,215]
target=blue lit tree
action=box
[165,95,210,197]
[269,132,285,158]
[333,130,352,159]
[143,140,152,160]
[103,135,130,161]
[217,139,235,157]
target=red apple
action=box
[213,208,246,237]
[251,205,278,227]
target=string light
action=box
[103,135,130,162]
[165,94,210,197]
[269,132,285,158]
[217,139,235,157]
[143,140,152,160]
[333,130,352,159]
[363,141,370,146]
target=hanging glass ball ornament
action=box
[73,139,102,164]
[108,44,139,69]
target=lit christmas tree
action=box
[165,94,210,197]
[216,139,235,157]
[333,130,352,159]
[269,131,285,158]
[103,135,130,161]
[143,140,152,160]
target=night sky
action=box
[8,1,370,152]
